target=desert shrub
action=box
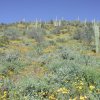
[13,76,51,99]
[60,20,68,26]
[0,77,15,99]
[56,37,67,43]
[50,26,62,34]
[41,22,46,28]
[73,27,83,40]
[58,46,100,67]
[0,36,9,47]
[4,28,20,40]
[48,40,56,45]
[70,20,83,27]
[49,20,54,25]
[1,51,20,62]
[60,28,69,34]
[73,23,94,45]
[45,51,100,99]
[57,47,76,61]
[0,50,29,74]
[82,68,100,85]
[22,31,26,36]
[27,27,46,43]
[32,44,44,55]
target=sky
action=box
[0,0,100,23]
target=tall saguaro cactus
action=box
[54,16,58,26]
[93,21,100,53]
[39,19,41,28]
[35,18,38,28]
[84,18,87,27]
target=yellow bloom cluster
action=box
[80,96,87,100]
[57,87,69,94]
[80,81,84,85]
[69,96,87,100]
[1,91,7,99]
[76,85,83,90]
[74,81,84,90]
[89,85,95,90]
[40,91,48,97]
[49,94,56,100]
[8,70,14,76]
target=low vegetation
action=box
[0,20,100,100]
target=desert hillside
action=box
[0,20,100,100]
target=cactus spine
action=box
[93,20,100,53]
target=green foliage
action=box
[50,26,62,34]
[4,28,20,40]
[41,22,46,28]
[0,35,9,47]
[73,22,94,45]
[56,37,67,43]
[27,27,46,43]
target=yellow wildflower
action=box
[57,87,69,94]
[41,91,48,97]
[76,86,83,90]
[8,70,14,76]
[1,91,7,99]
[78,86,83,90]
[84,96,87,99]
[49,94,56,100]
[80,81,84,85]
[89,85,95,90]
[57,88,63,92]
[74,82,77,85]
[80,96,86,100]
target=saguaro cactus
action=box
[84,18,87,27]
[58,20,61,26]
[93,21,100,53]
[54,16,58,26]
[39,19,41,28]
[35,18,38,28]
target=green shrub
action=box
[73,23,94,45]
[56,38,67,43]
[0,36,9,47]
[50,26,62,34]
[4,28,20,40]
[27,27,46,43]
[48,40,56,45]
